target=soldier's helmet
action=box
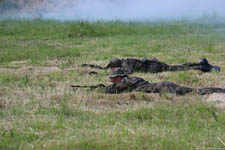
[106,58,122,69]
[108,69,127,78]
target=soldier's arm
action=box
[105,77,146,94]
[104,82,129,94]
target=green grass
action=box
[0,19,225,150]
[0,102,224,150]
[1,19,225,64]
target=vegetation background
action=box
[0,18,225,150]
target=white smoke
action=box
[67,0,225,21]
[3,0,225,21]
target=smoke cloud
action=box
[2,0,225,21]
[70,0,225,21]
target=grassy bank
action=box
[0,20,225,150]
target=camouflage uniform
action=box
[104,70,225,95]
[105,58,220,74]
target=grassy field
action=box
[0,19,225,150]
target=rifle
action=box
[71,84,106,89]
[80,64,107,70]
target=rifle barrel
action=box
[80,64,106,70]
[71,84,105,88]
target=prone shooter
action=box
[71,69,225,95]
[81,58,220,74]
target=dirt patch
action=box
[206,93,225,109]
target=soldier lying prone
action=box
[71,69,225,95]
[81,58,220,74]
